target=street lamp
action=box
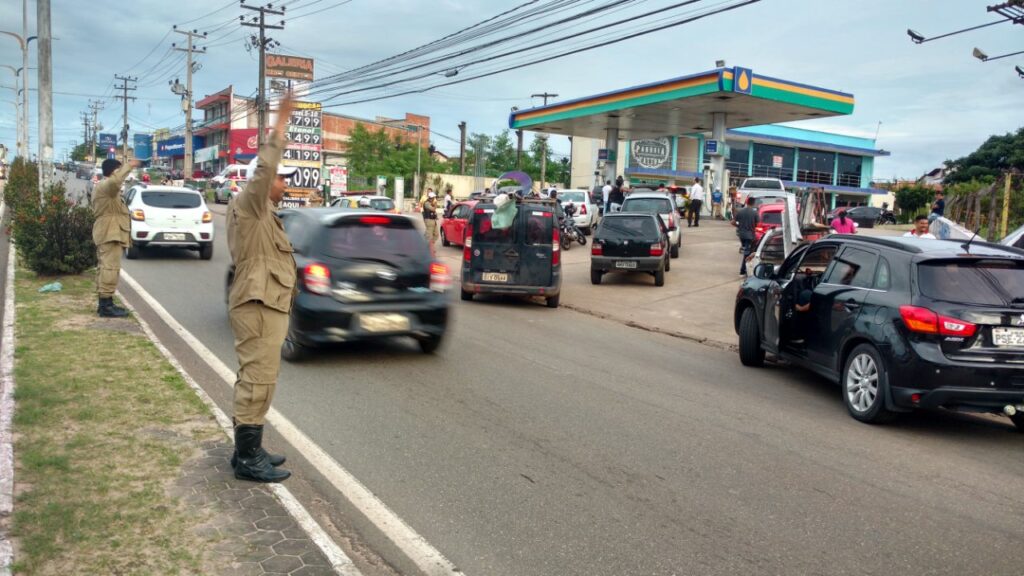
[906,18,1011,44]
[1016,65,1024,78]
[0,29,37,159]
[973,46,1024,61]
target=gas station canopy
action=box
[509,67,855,140]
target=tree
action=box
[345,123,445,195]
[71,142,91,162]
[944,128,1024,185]
[893,184,933,223]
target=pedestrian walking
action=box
[92,157,141,318]
[601,180,612,214]
[226,93,298,483]
[830,210,857,234]
[444,190,453,215]
[688,177,705,227]
[733,197,759,276]
[711,187,723,220]
[422,190,440,255]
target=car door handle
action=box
[844,298,860,309]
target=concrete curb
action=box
[0,201,16,576]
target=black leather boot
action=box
[97,297,129,318]
[233,425,291,483]
[230,418,285,468]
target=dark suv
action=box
[734,235,1024,429]
[226,208,450,360]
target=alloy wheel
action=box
[845,353,879,413]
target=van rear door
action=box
[518,207,554,287]
[470,207,522,285]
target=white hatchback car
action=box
[556,189,600,234]
[123,185,215,260]
[619,192,682,258]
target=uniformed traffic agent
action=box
[226,95,298,483]
[422,190,439,255]
[92,157,140,318]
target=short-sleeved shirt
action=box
[735,207,758,240]
[690,183,705,202]
[931,198,945,216]
[903,231,937,239]
[711,190,723,203]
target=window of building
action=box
[797,149,835,185]
[750,144,794,181]
[837,154,863,188]
[726,140,749,176]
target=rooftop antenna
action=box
[873,121,882,142]
[961,227,982,253]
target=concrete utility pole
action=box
[458,121,467,175]
[0,67,22,156]
[531,92,557,188]
[241,3,285,146]
[172,27,206,179]
[88,100,103,163]
[37,0,53,190]
[516,129,524,169]
[113,75,137,160]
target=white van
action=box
[211,163,249,187]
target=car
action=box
[590,212,671,287]
[737,177,786,205]
[827,205,882,229]
[75,162,94,180]
[123,185,215,260]
[735,235,1024,429]
[619,192,682,258]
[330,195,398,213]
[754,203,784,244]
[460,197,562,308]
[226,208,450,360]
[211,164,248,187]
[556,189,599,234]
[214,179,246,204]
[440,200,478,248]
[745,190,792,210]
[86,167,103,195]
[1002,223,1024,250]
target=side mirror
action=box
[753,263,774,279]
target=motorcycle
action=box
[876,203,897,225]
[559,203,588,250]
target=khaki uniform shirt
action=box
[92,164,134,247]
[227,137,297,314]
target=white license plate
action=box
[163,233,186,241]
[992,327,1024,347]
[359,313,410,333]
[615,261,638,269]
[481,272,508,282]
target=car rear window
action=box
[598,216,659,240]
[472,209,515,244]
[141,191,201,209]
[743,179,784,190]
[325,216,429,261]
[761,211,782,225]
[560,191,586,204]
[917,260,1024,306]
[524,209,554,245]
[622,198,671,214]
[370,199,395,211]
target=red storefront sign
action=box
[229,129,259,162]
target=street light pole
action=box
[37,0,53,191]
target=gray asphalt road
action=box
[66,178,1024,575]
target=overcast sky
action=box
[0,0,1020,178]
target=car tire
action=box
[460,289,473,302]
[590,270,602,285]
[1010,413,1024,433]
[671,242,680,259]
[199,243,214,260]
[417,333,444,354]
[654,266,665,287]
[664,255,671,272]
[281,325,308,363]
[738,307,765,367]
[842,344,897,424]
[126,241,140,260]
[441,229,451,247]
[546,293,560,308]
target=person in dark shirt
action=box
[608,184,625,212]
[732,197,759,276]
[929,191,945,223]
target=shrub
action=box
[3,157,39,216]
[11,182,97,275]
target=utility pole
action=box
[531,93,557,188]
[516,129,524,169]
[1000,172,1014,238]
[172,27,206,179]
[241,3,285,146]
[37,0,53,190]
[80,111,90,158]
[458,121,467,175]
[113,75,137,160]
[88,100,103,163]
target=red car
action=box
[440,200,478,248]
[754,203,784,244]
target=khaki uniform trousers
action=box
[230,301,289,425]
[96,241,123,298]
[424,218,439,246]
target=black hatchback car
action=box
[227,208,450,360]
[735,235,1024,429]
[590,213,671,286]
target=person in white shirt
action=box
[903,214,937,239]
[601,180,612,214]
[688,177,705,227]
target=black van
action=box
[460,198,562,308]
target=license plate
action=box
[359,313,410,333]
[992,327,1024,347]
[481,272,508,282]
[615,261,637,269]
[163,233,186,241]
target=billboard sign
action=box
[99,133,118,152]
[282,101,323,206]
[157,135,205,157]
[630,137,671,170]
[266,54,314,81]
[329,166,348,195]
[229,128,259,160]
[133,134,153,161]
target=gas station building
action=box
[510,66,891,209]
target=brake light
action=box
[231,185,239,192]
[899,305,977,337]
[580,204,587,215]
[131,209,145,221]
[202,211,212,223]
[463,224,473,261]
[303,263,331,295]
[650,242,664,257]
[359,216,391,225]
[668,213,677,231]
[429,262,451,292]
[552,226,560,265]
[591,242,603,256]
[755,225,765,234]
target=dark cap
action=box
[101,158,122,177]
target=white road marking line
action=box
[119,271,462,576]
[0,202,15,576]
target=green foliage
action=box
[893,184,934,223]
[71,143,91,162]
[3,157,39,215]
[346,123,445,192]
[944,128,1024,185]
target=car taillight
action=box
[650,242,664,257]
[668,213,677,231]
[899,305,977,337]
[429,262,451,292]
[579,204,587,215]
[463,224,473,261]
[755,225,765,234]
[591,242,603,256]
[131,209,145,221]
[552,226,560,265]
[231,185,239,192]
[202,211,212,223]
[303,263,331,295]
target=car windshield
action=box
[560,191,586,204]
[622,198,672,214]
[141,191,201,209]
[917,260,1024,306]
[599,216,658,240]
[325,217,429,262]
[743,179,784,190]
[761,211,783,225]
